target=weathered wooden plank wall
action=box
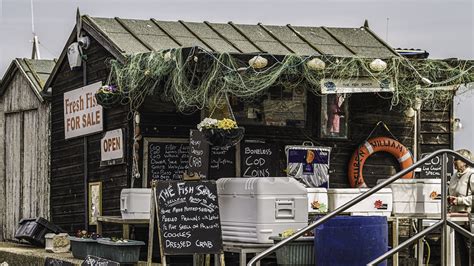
[139,91,418,188]
[50,36,130,234]
[0,73,50,241]
[419,106,452,154]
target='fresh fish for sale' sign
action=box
[63,82,103,139]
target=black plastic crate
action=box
[15,217,65,246]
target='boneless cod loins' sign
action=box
[64,82,103,139]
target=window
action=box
[231,87,306,128]
[320,94,349,139]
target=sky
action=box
[0,0,473,76]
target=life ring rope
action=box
[348,137,414,188]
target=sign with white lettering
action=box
[156,181,223,255]
[241,141,279,178]
[420,153,454,178]
[64,82,103,139]
[100,129,124,166]
[321,78,394,94]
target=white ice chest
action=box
[120,188,152,220]
[328,188,393,217]
[217,177,308,244]
[378,179,441,216]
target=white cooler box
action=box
[307,188,328,213]
[378,179,441,216]
[120,188,152,220]
[328,188,393,217]
[217,177,308,244]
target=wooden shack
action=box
[0,58,55,241]
[44,15,465,235]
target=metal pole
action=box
[367,221,443,266]
[247,149,473,266]
[441,153,448,266]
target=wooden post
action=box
[154,181,167,266]
[147,181,156,265]
[219,253,225,266]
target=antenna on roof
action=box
[30,0,41,59]
[385,18,390,42]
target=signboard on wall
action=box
[63,82,103,139]
[321,78,394,94]
[100,129,124,166]
[420,153,454,178]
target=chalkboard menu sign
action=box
[188,130,210,179]
[241,141,279,177]
[209,145,236,179]
[45,258,74,266]
[156,181,223,255]
[420,153,454,178]
[81,256,119,266]
[144,138,190,181]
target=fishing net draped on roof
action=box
[82,16,473,113]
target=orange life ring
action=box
[348,137,414,188]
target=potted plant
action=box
[197,117,244,146]
[95,84,122,108]
[97,237,145,264]
[69,230,105,259]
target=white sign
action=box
[101,129,124,164]
[321,78,394,94]
[64,82,103,139]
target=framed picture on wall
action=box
[320,94,349,139]
[88,182,102,225]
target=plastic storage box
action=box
[378,179,441,216]
[97,239,145,264]
[120,188,152,220]
[217,177,308,243]
[327,188,393,217]
[307,188,328,214]
[15,217,65,246]
[271,236,314,265]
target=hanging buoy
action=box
[249,56,268,69]
[348,137,414,188]
[306,58,326,71]
[369,59,387,72]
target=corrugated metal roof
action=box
[0,58,55,101]
[83,16,398,58]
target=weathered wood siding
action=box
[138,91,418,188]
[50,36,130,234]
[419,105,453,155]
[0,73,50,241]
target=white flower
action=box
[197,118,218,131]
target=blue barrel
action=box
[314,216,388,266]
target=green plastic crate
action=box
[271,236,315,266]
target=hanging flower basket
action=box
[198,118,244,146]
[95,85,123,108]
[201,127,245,147]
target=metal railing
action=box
[248,149,474,266]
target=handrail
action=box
[247,149,474,266]
[367,221,444,265]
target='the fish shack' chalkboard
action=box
[420,153,454,178]
[241,141,279,177]
[156,181,223,255]
[144,138,190,181]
